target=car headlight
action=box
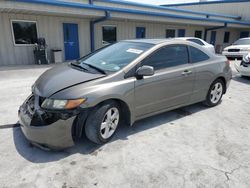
[41,98,86,110]
[241,48,250,51]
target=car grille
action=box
[26,95,35,116]
[25,94,44,116]
[228,49,240,52]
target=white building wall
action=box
[0,11,243,66]
[94,0,238,22]
[206,28,240,51]
[173,2,250,46]
[172,2,250,21]
[0,13,90,66]
[94,19,206,49]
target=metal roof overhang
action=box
[95,0,241,20]
[2,0,250,28]
[163,0,250,7]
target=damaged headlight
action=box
[41,98,86,110]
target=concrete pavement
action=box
[0,63,250,188]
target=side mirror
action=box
[136,65,154,78]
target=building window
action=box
[136,27,146,39]
[223,32,230,43]
[11,20,38,45]
[194,30,202,39]
[240,31,249,38]
[102,25,117,45]
[178,29,185,37]
[166,29,175,38]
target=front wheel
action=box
[204,79,224,107]
[85,101,120,144]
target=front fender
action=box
[51,77,136,125]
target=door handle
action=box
[181,70,192,76]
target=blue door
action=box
[178,29,185,37]
[63,23,80,61]
[210,31,216,45]
[240,31,249,38]
[136,27,146,39]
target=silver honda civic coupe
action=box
[18,39,232,150]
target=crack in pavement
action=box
[224,165,246,182]
[202,164,247,183]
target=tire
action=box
[85,101,120,144]
[204,79,225,107]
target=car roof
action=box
[177,37,213,45]
[123,38,179,45]
[177,37,202,40]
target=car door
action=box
[134,45,195,118]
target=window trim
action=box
[140,44,190,72]
[11,19,39,47]
[102,25,117,46]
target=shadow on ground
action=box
[12,103,208,163]
[232,75,250,85]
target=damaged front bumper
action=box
[18,94,77,150]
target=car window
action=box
[77,42,153,73]
[190,46,210,63]
[141,45,189,71]
[233,38,250,45]
[187,38,204,46]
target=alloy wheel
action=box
[100,107,120,139]
[210,82,223,104]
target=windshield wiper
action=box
[70,62,89,72]
[82,62,106,75]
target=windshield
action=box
[233,39,250,45]
[77,41,153,73]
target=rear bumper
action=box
[18,104,76,150]
[234,61,250,76]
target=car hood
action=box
[224,45,249,50]
[33,64,105,97]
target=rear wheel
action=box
[204,79,224,107]
[85,101,120,144]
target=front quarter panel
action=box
[51,74,136,123]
